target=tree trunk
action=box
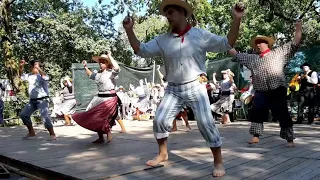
[1,0,20,93]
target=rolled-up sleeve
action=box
[89,73,97,80]
[202,30,232,53]
[307,71,318,84]
[136,37,162,58]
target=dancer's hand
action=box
[156,65,161,70]
[232,2,245,19]
[107,51,112,56]
[213,72,216,77]
[20,59,26,67]
[123,15,134,30]
[82,60,87,67]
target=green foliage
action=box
[111,0,320,61]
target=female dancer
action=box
[59,76,76,126]
[72,51,120,143]
[211,69,237,124]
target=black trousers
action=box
[249,86,294,141]
[297,87,315,124]
[250,86,293,127]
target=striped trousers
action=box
[154,80,222,147]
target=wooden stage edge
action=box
[1,120,320,180]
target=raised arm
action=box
[294,21,302,45]
[82,60,93,77]
[212,73,217,85]
[123,16,161,58]
[107,51,120,72]
[123,16,140,54]
[227,3,245,47]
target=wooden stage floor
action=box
[1,120,320,180]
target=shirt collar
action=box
[172,24,192,43]
[259,49,271,57]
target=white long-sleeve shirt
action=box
[306,71,318,84]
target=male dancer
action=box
[123,0,244,177]
[295,63,318,124]
[19,59,56,140]
[229,21,302,147]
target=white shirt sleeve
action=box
[202,29,232,53]
[136,36,162,58]
[307,72,318,84]
[20,73,29,81]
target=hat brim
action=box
[159,0,193,18]
[300,63,312,69]
[92,56,111,64]
[250,36,275,50]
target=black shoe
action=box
[294,121,303,124]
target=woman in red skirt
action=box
[72,51,120,143]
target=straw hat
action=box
[159,0,193,18]
[92,54,111,64]
[250,35,275,50]
[221,69,235,77]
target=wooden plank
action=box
[129,154,239,180]
[243,158,307,179]
[266,159,317,180]
[163,153,256,180]
[287,160,320,180]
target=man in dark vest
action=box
[295,63,318,124]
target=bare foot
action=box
[47,135,57,141]
[146,154,168,167]
[92,138,105,144]
[22,133,36,140]
[286,142,295,147]
[247,137,259,144]
[119,130,126,133]
[171,128,177,132]
[186,125,192,132]
[107,133,113,143]
[213,164,226,177]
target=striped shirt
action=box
[232,42,299,91]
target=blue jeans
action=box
[19,98,53,129]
